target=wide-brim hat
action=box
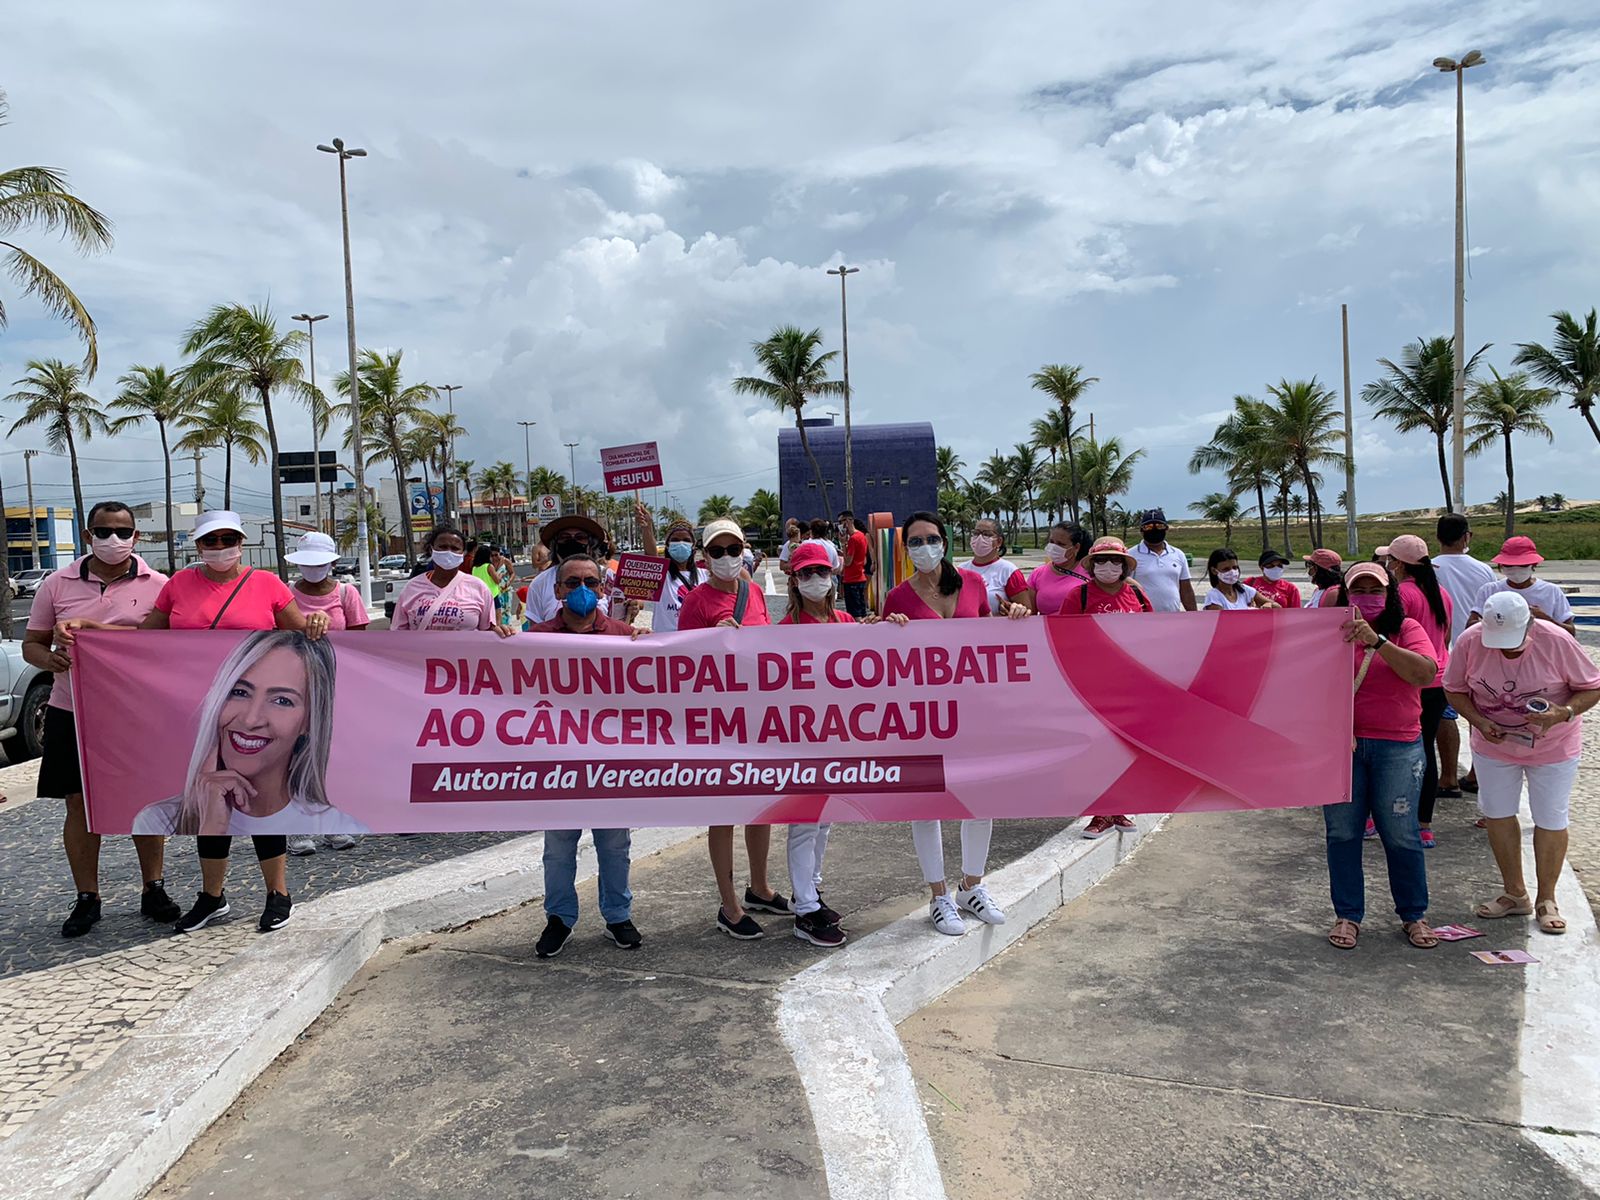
[285,530,339,565]
[1491,535,1543,566]
[539,515,607,547]
[1085,536,1138,572]
[193,510,246,541]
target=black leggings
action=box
[196,835,288,861]
[1418,687,1447,825]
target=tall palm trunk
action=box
[158,418,176,571]
[795,415,830,514]
[1279,485,1292,556]
[392,453,409,559]
[1063,402,1081,523]
[223,439,235,510]
[1044,447,1058,523]
[1434,431,1452,514]
[257,385,288,579]
[1298,457,1323,547]
[1502,429,1516,538]
[65,429,87,556]
[1253,474,1269,550]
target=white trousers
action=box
[911,819,993,886]
[786,823,833,916]
[1475,754,1579,830]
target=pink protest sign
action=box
[599,441,662,492]
[614,553,668,602]
[72,610,1353,834]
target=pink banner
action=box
[598,441,663,492]
[72,611,1353,834]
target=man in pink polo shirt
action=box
[23,500,179,938]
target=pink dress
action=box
[882,570,991,620]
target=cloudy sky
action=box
[4,1,1599,530]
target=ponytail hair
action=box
[902,510,961,596]
[1405,558,1451,638]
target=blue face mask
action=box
[667,541,694,563]
[564,584,599,618]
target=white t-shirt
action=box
[1433,552,1497,641]
[1305,587,1326,610]
[525,562,615,623]
[802,538,841,571]
[1470,577,1574,625]
[1130,541,1192,612]
[1204,584,1258,611]
[132,796,370,836]
[652,570,698,634]
[959,557,1026,613]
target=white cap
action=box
[285,530,339,566]
[1480,591,1533,650]
[701,517,744,546]
[193,510,246,541]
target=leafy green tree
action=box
[1073,437,1143,537]
[742,488,782,541]
[332,349,434,558]
[0,89,113,373]
[1010,443,1042,544]
[1189,396,1279,551]
[1029,408,1073,522]
[698,493,738,525]
[110,364,195,570]
[6,358,107,545]
[1514,309,1600,446]
[1265,378,1345,548]
[935,444,967,493]
[175,391,266,510]
[1188,491,1248,543]
[1029,364,1097,523]
[1466,369,1556,538]
[732,326,844,511]
[1361,336,1487,512]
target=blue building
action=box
[777,418,937,528]
[4,505,77,573]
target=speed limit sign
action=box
[537,493,561,520]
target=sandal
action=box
[1536,900,1567,935]
[1475,893,1533,919]
[1402,920,1440,949]
[1328,919,1359,950]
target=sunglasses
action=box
[704,543,744,559]
[196,533,244,548]
[561,576,602,590]
[1089,556,1124,567]
[795,565,832,580]
[90,526,135,541]
[905,534,943,548]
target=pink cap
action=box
[790,542,833,572]
[1343,561,1390,590]
[1384,534,1430,565]
[1303,548,1342,570]
[1491,535,1543,566]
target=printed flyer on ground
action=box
[72,610,1353,834]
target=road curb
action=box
[0,826,702,1200]
[777,814,1165,1200]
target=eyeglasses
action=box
[905,534,943,548]
[90,527,135,541]
[561,576,602,590]
[704,543,744,559]
[196,533,244,548]
[795,565,832,580]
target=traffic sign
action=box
[536,493,561,520]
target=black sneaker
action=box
[717,909,765,940]
[536,915,573,958]
[258,891,293,933]
[175,891,231,934]
[141,880,182,924]
[604,919,643,950]
[61,892,101,939]
[793,911,847,948]
[743,888,792,915]
[815,903,845,930]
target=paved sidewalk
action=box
[903,807,1596,1199]
[149,818,1073,1200]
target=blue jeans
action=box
[1324,737,1428,924]
[542,828,633,927]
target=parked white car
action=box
[12,567,54,597]
[0,640,51,759]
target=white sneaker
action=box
[323,834,360,851]
[287,836,317,856]
[955,883,1007,926]
[929,894,966,936]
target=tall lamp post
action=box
[1433,50,1484,513]
[291,312,330,533]
[22,449,41,570]
[438,383,462,518]
[317,136,371,603]
[564,441,580,516]
[518,420,537,550]
[827,264,859,514]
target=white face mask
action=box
[1218,568,1241,585]
[299,563,332,583]
[1503,565,1534,584]
[797,574,833,601]
[1263,566,1286,582]
[708,550,745,581]
[1094,560,1124,584]
[970,534,996,558]
[431,550,465,571]
[909,544,944,574]
[201,546,242,571]
[1044,542,1069,564]
[91,533,135,566]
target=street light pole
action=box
[518,421,537,550]
[291,312,330,534]
[439,384,462,518]
[565,441,580,516]
[22,449,40,570]
[827,265,859,514]
[1341,303,1357,558]
[317,136,371,603]
[1434,50,1484,513]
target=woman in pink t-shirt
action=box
[392,525,514,636]
[1022,521,1093,616]
[883,512,1026,938]
[1380,535,1453,847]
[1325,562,1441,951]
[1445,591,1600,935]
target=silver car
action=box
[0,639,51,759]
[12,567,54,597]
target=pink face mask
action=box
[1351,593,1387,621]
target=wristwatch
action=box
[1372,635,1389,649]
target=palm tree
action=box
[976,453,1020,537]
[6,358,107,547]
[935,444,967,493]
[1189,396,1279,551]
[731,326,845,511]
[960,480,994,531]
[476,462,519,546]
[940,486,979,540]
[1028,409,1072,521]
[175,392,266,510]
[1514,309,1600,446]
[1010,443,1042,544]
[0,90,114,373]
[182,304,312,577]
[415,409,466,513]
[1361,336,1487,512]
[337,498,391,555]
[1073,437,1143,536]
[110,364,194,570]
[743,488,782,542]
[1030,364,1097,523]
[698,494,738,525]
[1549,492,1567,511]
[1188,491,1248,542]
[1265,378,1345,548]
[332,349,434,559]
[528,466,567,508]
[402,426,441,533]
[1466,368,1556,538]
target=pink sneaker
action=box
[1109,815,1135,830]
[1082,815,1115,839]
[1363,818,1378,840]
[1420,829,1436,849]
